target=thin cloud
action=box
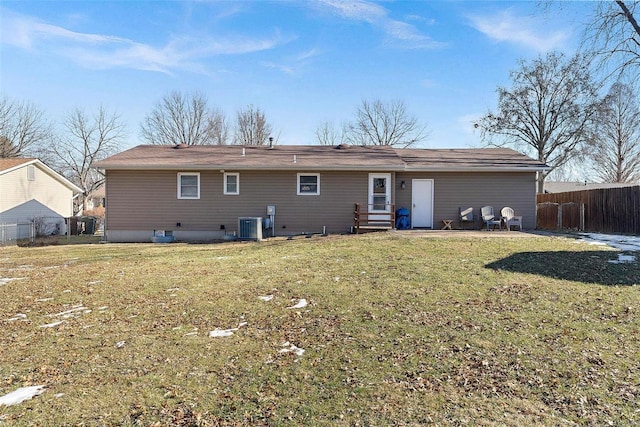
[262,48,323,75]
[0,8,291,74]
[468,9,569,52]
[316,0,387,23]
[314,0,445,49]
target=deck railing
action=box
[354,203,395,234]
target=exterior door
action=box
[411,179,433,228]
[368,173,392,222]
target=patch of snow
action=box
[576,233,640,264]
[166,287,180,292]
[209,329,236,338]
[609,254,636,264]
[98,306,108,311]
[0,385,46,406]
[209,321,245,338]
[39,320,64,328]
[51,306,87,318]
[35,298,54,302]
[258,295,274,302]
[87,281,102,285]
[579,233,640,252]
[7,313,27,322]
[115,341,126,348]
[279,341,305,356]
[288,298,308,309]
[0,277,24,286]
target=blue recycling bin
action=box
[395,208,410,230]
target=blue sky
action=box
[0,1,594,150]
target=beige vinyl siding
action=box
[395,172,537,229]
[105,170,373,237]
[0,164,74,217]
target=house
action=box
[0,158,82,239]
[543,181,638,193]
[95,144,548,242]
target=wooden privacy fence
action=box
[536,202,584,231]
[537,186,640,234]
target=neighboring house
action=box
[95,144,548,242]
[543,181,638,193]
[84,185,105,211]
[0,158,82,238]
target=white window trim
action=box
[177,172,200,199]
[297,173,320,196]
[224,172,240,195]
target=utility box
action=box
[266,205,276,216]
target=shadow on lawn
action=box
[486,251,640,286]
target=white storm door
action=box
[368,173,391,222]
[411,179,434,228]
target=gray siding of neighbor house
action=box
[105,169,379,241]
[394,172,537,230]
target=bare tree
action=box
[207,107,230,145]
[474,52,598,193]
[0,95,51,157]
[345,99,428,148]
[315,121,347,146]
[140,91,228,145]
[51,106,125,213]
[588,82,640,182]
[234,105,274,145]
[584,1,640,82]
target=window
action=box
[177,173,200,199]
[27,165,35,181]
[224,172,239,195]
[297,173,320,195]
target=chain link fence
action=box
[0,222,35,246]
[0,216,68,246]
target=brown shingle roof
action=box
[397,148,547,171]
[95,144,406,171]
[95,145,548,172]
[0,158,35,173]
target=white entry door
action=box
[369,173,392,222]
[411,179,434,228]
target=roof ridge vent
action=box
[174,144,189,149]
[335,144,350,149]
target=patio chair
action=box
[458,207,474,229]
[501,207,523,231]
[481,206,501,230]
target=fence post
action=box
[557,204,562,230]
[580,202,585,231]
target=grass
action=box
[1,232,639,425]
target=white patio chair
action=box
[481,206,501,230]
[458,207,474,229]
[501,207,523,231]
